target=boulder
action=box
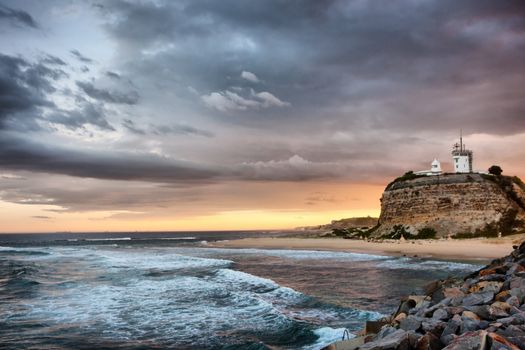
[466,305,493,320]
[463,291,495,307]
[442,330,488,350]
[399,315,422,332]
[432,308,449,321]
[480,265,510,276]
[366,320,390,335]
[415,333,442,350]
[490,302,511,318]
[443,287,464,299]
[510,277,525,290]
[359,329,411,350]
[393,312,407,323]
[462,310,481,321]
[421,319,446,335]
[507,296,520,308]
[440,315,462,345]
[469,281,503,294]
[488,332,521,350]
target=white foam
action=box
[377,258,478,271]
[85,237,132,241]
[305,327,352,350]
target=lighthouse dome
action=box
[431,159,442,173]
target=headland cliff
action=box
[374,173,525,238]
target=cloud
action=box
[31,216,51,219]
[70,49,94,64]
[151,124,214,137]
[106,71,121,79]
[239,154,348,181]
[0,53,65,130]
[41,54,67,66]
[253,91,290,107]
[76,81,139,105]
[202,89,289,112]
[241,70,259,83]
[122,119,213,137]
[0,4,38,28]
[46,103,115,131]
[0,133,220,183]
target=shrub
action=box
[488,165,503,176]
[417,227,437,239]
[385,171,426,190]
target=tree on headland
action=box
[488,165,503,176]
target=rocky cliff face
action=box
[375,174,525,238]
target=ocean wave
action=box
[85,237,132,241]
[305,327,352,350]
[197,247,389,262]
[377,257,478,271]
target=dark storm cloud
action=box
[0,3,38,28]
[0,53,66,130]
[46,103,115,131]
[70,50,94,64]
[122,119,213,137]
[41,54,67,66]
[76,81,139,105]
[99,0,525,135]
[151,124,213,138]
[0,134,219,183]
[106,71,121,79]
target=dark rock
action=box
[466,305,493,320]
[446,307,465,315]
[488,332,521,350]
[462,310,481,321]
[510,277,525,290]
[490,301,511,318]
[480,274,508,282]
[432,308,449,321]
[460,316,481,333]
[376,325,398,340]
[463,291,495,307]
[480,265,510,276]
[507,296,520,308]
[421,319,446,335]
[497,291,512,302]
[360,329,410,350]
[444,287,464,299]
[415,333,443,350]
[509,288,525,304]
[440,315,462,345]
[366,320,390,335]
[442,330,488,350]
[400,315,422,332]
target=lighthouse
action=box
[451,132,473,173]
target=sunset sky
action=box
[1,0,524,233]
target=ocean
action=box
[0,231,481,349]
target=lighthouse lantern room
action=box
[451,132,473,173]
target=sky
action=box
[0,0,524,233]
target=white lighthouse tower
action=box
[451,131,473,173]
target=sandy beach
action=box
[209,235,525,261]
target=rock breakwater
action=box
[324,240,525,350]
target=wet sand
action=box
[209,235,525,261]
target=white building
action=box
[451,134,473,173]
[415,159,442,176]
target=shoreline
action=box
[208,236,523,262]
